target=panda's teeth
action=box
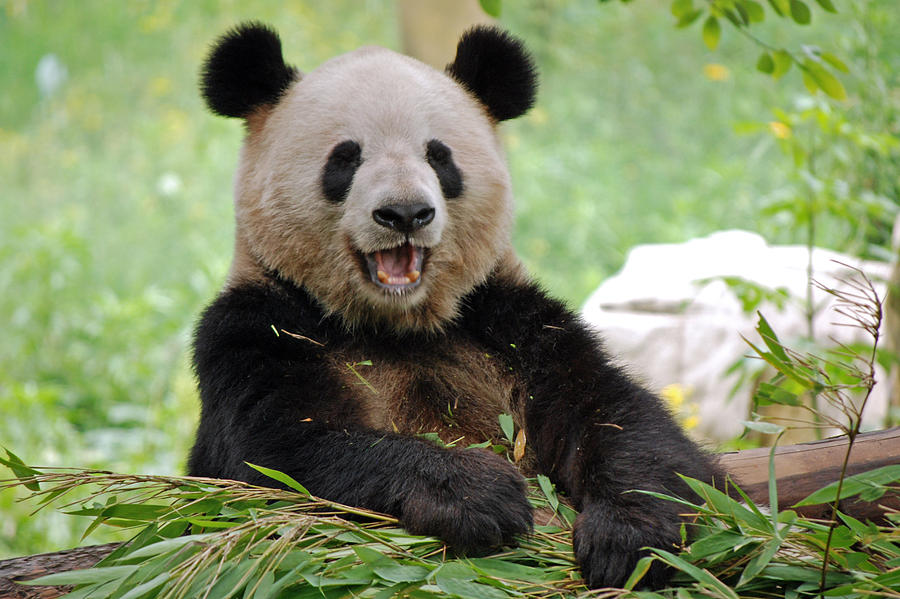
[362,244,425,290]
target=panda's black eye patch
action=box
[322,140,362,203]
[426,139,463,199]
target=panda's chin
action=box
[362,242,426,294]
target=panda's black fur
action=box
[425,139,464,199]
[189,23,725,590]
[201,22,298,118]
[321,140,363,203]
[446,25,538,122]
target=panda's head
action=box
[202,23,537,332]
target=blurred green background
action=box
[1,0,897,557]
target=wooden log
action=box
[0,543,119,599]
[719,426,900,520]
[2,428,898,598]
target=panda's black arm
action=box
[189,281,532,551]
[461,277,723,587]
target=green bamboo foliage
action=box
[2,446,898,598]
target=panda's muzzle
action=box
[364,242,425,289]
[361,202,433,290]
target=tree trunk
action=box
[396,0,493,68]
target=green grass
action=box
[1,0,895,558]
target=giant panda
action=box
[188,22,724,589]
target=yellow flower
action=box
[768,121,792,139]
[661,384,685,410]
[661,384,701,431]
[703,63,731,82]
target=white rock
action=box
[581,230,890,442]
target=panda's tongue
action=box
[374,243,420,286]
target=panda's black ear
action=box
[201,22,299,118]
[446,26,537,122]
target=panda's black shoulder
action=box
[461,277,581,337]
[193,277,337,363]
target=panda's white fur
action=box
[228,46,524,332]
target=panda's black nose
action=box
[372,203,435,233]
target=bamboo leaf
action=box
[767,429,785,527]
[65,503,174,520]
[352,546,383,564]
[742,337,808,388]
[794,464,900,506]
[737,537,783,587]
[117,572,170,599]
[0,448,41,491]
[671,0,694,18]
[702,16,721,50]
[536,474,559,512]
[208,558,259,599]
[188,518,239,529]
[802,70,819,95]
[739,0,765,22]
[754,382,801,406]
[755,313,790,364]
[742,420,785,435]
[372,562,431,583]
[126,534,210,559]
[676,8,704,27]
[789,0,811,24]
[434,561,477,583]
[813,0,836,12]
[436,577,508,599]
[772,50,793,79]
[257,559,314,598]
[24,565,138,587]
[469,557,558,582]
[301,573,371,588]
[761,564,853,585]
[623,555,656,590]
[246,571,275,599]
[434,562,511,599]
[688,530,750,559]
[479,0,501,18]
[802,59,847,100]
[821,52,849,73]
[766,0,790,16]
[498,413,515,444]
[757,51,775,74]
[678,475,772,532]
[650,549,739,599]
[245,462,310,495]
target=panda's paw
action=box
[400,449,533,553]
[573,501,679,589]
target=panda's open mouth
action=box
[363,242,425,290]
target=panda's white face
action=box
[231,47,517,332]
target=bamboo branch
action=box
[1,428,898,599]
